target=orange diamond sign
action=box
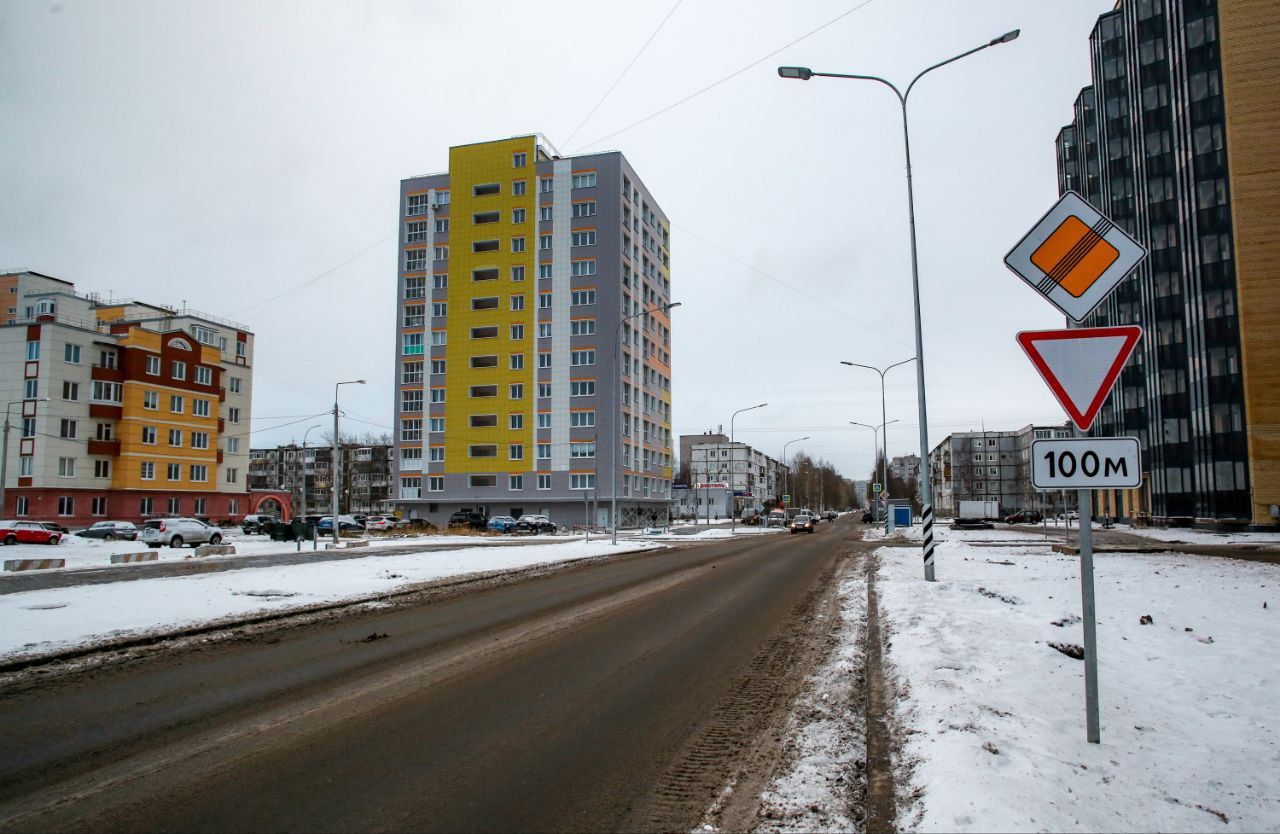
[1005,191,1146,321]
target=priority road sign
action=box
[1031,437,1141,489]
[1005,191,1146,322]
[1017,326,1142,431]
[872,483,881,493]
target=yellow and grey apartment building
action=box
[0,271,275,524]
[392,135,674,527]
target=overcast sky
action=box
[0,0,1114,480]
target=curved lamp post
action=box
[299,424,322,522]
[332,379,365,545]
[729,402,767,534]
[780,28,1020,581]
[851,419,899,520]
[781,435,810,509]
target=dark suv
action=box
[1004,510,1044,524]
[447,510,488,531]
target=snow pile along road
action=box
[875,530,1278,832]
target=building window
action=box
[537,474,552,490]
[15,496,28,516]
[405,276,427,299]
[571,230,596,247]
[538,293,552,309]
[191,432,210,449]
[402,389,424,412]
[402,419,423,441]
[512,237,526,253]
[509,475,523,491]
[429,447,445,463]
[538,353,552,368]
[91,496,107,516]
[571,380,596,397]
[571,319,596,336]
[539,323,552,338]
[227,437,239,453]
[26,341,39,361]
[94,459,110,478]
[430,388,446,403]
[407,194,430,216]
[509,294,526,312]
[64,343,82,364]
[512,180,527,196]
[470,385,498,398]
[471,355,499,369]
[571,171,597,188]
[172,361,186,381]
[195,366,213,385]
[138,497,153,516]
[403,333,424,356]
[469,475,497,488]
[510,383,524,400]
[167,497,181,514]
[193,399,210,417]
[539,206,553,222]
[23,379,38,399]
[538,264,552,279]
[571,474,596,490]
[537,412,551,429]
[92,381,122,403]
[403,304,426,328]
[474,211,500,225]
[510,324,525,341]
[429,476,444,492]
[572,289,596,305]
[570,442,595,459]
[510,353,525,370]
[434,245,449,260]
[570,411,595,427]
[537,443,551,460]
[513,152,527,168]
[431,330,447,346]
[58,457,76,477]
[471,326,499,340]
[469,414,498,428]
[406,221,428,242]
[59,380,77,401]
[509,413,524,430]
[169,394,184,413]
[571,349,595,366]
[540,177,554,193]
[538,383,552,398]
[57,496,74,516]
[428,417,444,433]
[473,183,500,196]
[60,419,77,439]
[538,234,553,251]
[573,201,597,218]
[508,444,524,460]
[168,429,182,446]
[140,461,155,480]
[571,260,596,277]
[226,468,238,483]
[190,464,208,482]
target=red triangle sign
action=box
[1017,326,1142,431]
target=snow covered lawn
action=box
[877,529,1278,832]
[1,538,663,662]
[1119,526,1280,547]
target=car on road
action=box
[447,510,488,531]
[316,515,365,534]
[515,514,556,535]
[823,510,838,522]
[766,510,788,528]
[790,513,814,534]
[240,514,278,535]
[363,515,400,531]
[1004,510,1044,525]
[139,517,223,549]
[1,520,64,545]
[74,520,139,541]
[487,515,518,534]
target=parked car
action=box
[139,517,223,549]
[1004,510,1044,525]
[515,514,556,535]
[790,513,815,534]
[75,520,139,541]
[1,520,64,545]
[447,510,488,531]
[766,510,788,528]
[316,515,364,534]
[824,510,838,521]
[240,514,278,535]
[37,521,71,535]
[363,515,398,531]
[487,515,518,534]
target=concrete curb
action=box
[194,544,236,557]
[110,552,159,564]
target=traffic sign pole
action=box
[1076,426,1101,744]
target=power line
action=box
[575,0,879,152]
[562,0,685,149]
[229,232,396,317]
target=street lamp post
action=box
[612,302,680,545]
[851,419,899,520]
[842,359,914,512]
[299,424,322,522]
[729,402,767,535]
[1,398,50,517]
[780,28,1020,582]
[781,435,810,509]
[332,380,365,546]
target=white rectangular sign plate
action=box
[1031,437,1142,489]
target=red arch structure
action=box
[249,490,292,522]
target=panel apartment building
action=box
[391,136,674,528]
[1055,0,1279,526]
[0,271,259,525]
[930,424,1074,518]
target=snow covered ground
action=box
[875,528,1278,832]
[1,538,663,662]
[1119,526,1280,547]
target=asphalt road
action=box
[0,520,854,833]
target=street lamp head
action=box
[990,29,1020,45]
[777,66,813,80]
[664,302,682,312]
[839,361,853,366]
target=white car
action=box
[364,515,398,531]
[139,517,224,548]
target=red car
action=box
[1,520,63,545]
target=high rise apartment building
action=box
[1055,0,1279,525]
[0,271,260,524]
[391,136,674,527]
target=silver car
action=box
[139,517,224,548]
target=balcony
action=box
[87,439,121,456]
[89,403,123,420]
[91,364,124,383]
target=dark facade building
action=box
[248,443,394,517]
[1056,0,1279,525]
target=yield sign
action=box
[1017,326,1142,431]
